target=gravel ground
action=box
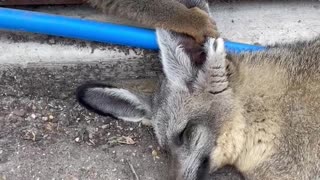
[0,56,166,180]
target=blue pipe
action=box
[0,7,266,53]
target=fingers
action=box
[216,38,225,53]
[194,27,219,44]
[178,6,220,44]
[193,20,219,43]
[194,34,206,44]
[205,28,220,39]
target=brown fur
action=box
[86,0,218,43]
[77,1,320,179]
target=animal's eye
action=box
[175,128,187,146]
[174,123,194,147]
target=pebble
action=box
[101,125,109,129]
[88,133,94,139]
[31,114,36,119]
[42,117,48,121]
[75,137,80,142]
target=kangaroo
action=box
[76,34,320,179]
[86,0,218,43]
[77,1,320,180]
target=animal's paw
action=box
[187,7,219,43]
[204,38,226,67]
[205,38,226,58]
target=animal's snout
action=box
[196,156,210,180]
[172,155,211,180]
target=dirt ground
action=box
[0,59,165,180]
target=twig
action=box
[126,159,140,180]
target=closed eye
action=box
[174,127,187,146]
[174,122,195,147]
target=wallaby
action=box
[77,34,320,179]
[76,35,320,180]
[86,0,218,43]
[77,1,320,180]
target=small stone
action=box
[152,150,160,159]
[31,114,36,119]
[44,122,55,132]
[129,128,133,131]
[88,133,94,139]
[22,130,41,141]
[75,137,80,142]
[49,115,54,120]
[101,125,109,129]
[42,117,48,121]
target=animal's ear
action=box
[76,82,152,123]
[156,30,199,91]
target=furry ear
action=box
[76,82,152,123]
[156,30,198,91]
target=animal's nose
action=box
[196,156,210,180]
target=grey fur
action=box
[78,1,320,180]
[77,34,320,179]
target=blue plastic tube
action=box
[0,7,266,53]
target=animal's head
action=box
[76,31,237,180]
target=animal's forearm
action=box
[86,0,190,28]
